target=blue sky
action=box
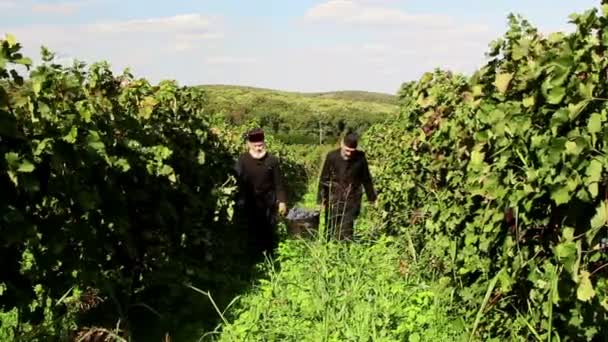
[0,0,601,93]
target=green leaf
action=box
[513,39,530,60]
[588,183,599,199]
[18,160,35,173]
[472,85,483,97]
[494,73,513,94]
[547,87,566,104]
[497,269,515,292]
[168,173,177,183]
[565,141,577,154]
[547,137,566,164]
[4,152,34,173]
[138,96,158,119]
[590,203,607,230]
[586,159,603,183]
[409,333,421,342]
[32,76,44,96]
[548,32,565,44]
[562,227,575,240]
[86,130,105,152]
[63,126,78,144]
[5,152,19,166]
[588,202,607,244]
[470,149,485,169]
[113,158,131,172]
[5,33,16,47]
[15,57,32,66]
[578,82,594,99]
[33,138,52,157]
[588,113,603,133]
[567,177,580,191]
[522,96,535,108]
[7,171,17,186]
[555,241,577,274]
[568,100,589,120]
[550,109,569,135]
[417,94,436,108]
[586,159,603,197]
[76,101,92,122]
[576,271,595,302]
[551,186,570,205]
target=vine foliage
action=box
[0,35,254,339]
[365,7,608,340]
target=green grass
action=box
[205,236,467,341]
[196,183,468,341]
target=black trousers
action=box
[236,199,278,260]
[325,200,359,241]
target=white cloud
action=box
[205,56,257,65]
[297,0,500,91]
[1,13,226,86]
[31,1,92,16]
[91,14,212,34]
[0,1,16,9]
[85,14,223,52]
[1,0,95,15]
[0,2,502,94]
[305,0,453,28]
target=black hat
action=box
[247,128,265,142]
[343,132,358,148]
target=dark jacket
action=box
[317,148,376,209]
[234,152,286,211]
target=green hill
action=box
[199,84,398,105]
[302,90,397,105]
[199,84,398,144]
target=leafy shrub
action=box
[364,8,608,341]
[0,35,249,340]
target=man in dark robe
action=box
[317,133,377,241]
[234,128,287,259]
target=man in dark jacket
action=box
[234,128,287,259]
[317,132,377,241]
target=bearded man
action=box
[234,128,287,258]
[317,132,377,241]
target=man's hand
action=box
[278,202,287,216]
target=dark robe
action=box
[234,152,286,257]
[317,148,376,240]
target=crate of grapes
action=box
[285,207,320,239]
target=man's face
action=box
[248,141,266,159]
[340,142,356,160]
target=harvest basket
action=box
[285,209,320,239]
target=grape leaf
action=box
[551,186,570,205]
[555,241,577,275]
[494,73,513,94]
[577,271,595,302]
[17,160,35,173]
[588,113,603,133]
[547,87,566,104]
